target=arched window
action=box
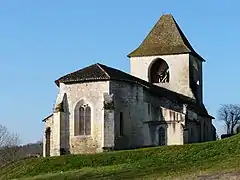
[149,58,169,83]
[158,127,166,146]
[74,105,91,136]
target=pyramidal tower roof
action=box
[128,14,204,61]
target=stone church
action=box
[42,14,215,157]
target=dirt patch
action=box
[172,171,240,180]
[196,172,240,180]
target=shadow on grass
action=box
[27,157,240,180]
[19,163,196,180]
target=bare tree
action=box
[218,104,240,134]
[0,124,20,166]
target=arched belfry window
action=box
[149,58,169,83]
[158,127,166,146]
[74,104,91,136]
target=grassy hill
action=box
[1,135,240,180]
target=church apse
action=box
[71,99,100,154]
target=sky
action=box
[0,0,239,144]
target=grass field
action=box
[1,135,240,180]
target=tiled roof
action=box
[128,14,204,61]
[55,63,152,87]
[55,63,213,119]
[55,64,109,86]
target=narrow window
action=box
[169,111,173,120]
[120,112,124,136]
[74,107,80,136]
[158,127,166,146]
[188,128,192,141]
[148,103,151,116]
[191,128,194,137]
[85,106,91,135]
[79,107,85,135]
[203,122,206,141]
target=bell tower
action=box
[128,14,205,104]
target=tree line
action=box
[217,104,240,137]
[0,124,42,167]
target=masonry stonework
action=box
[44,81,110,156]
[130,54,194,99]
[110,80,188,148]
[42,115,53,157]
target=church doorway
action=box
[45,127,51,157]
[158,127,166,146]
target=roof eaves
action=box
[128,51,190,58]
[42,114,53,122]
[187,104,214,119]
[191,52,205,62]
[59,78,110,85]
[55,79,60,87]
[109,78,150,89]
[128,50,205,62]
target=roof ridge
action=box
[55,63,110,86]
[96,63,111,78]
[169,15,191,52]
[170,16,195,53]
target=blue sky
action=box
[0,1,239,144]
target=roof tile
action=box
[128,14,204,61]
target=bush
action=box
[221,133,235,139]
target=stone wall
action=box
[43,112,66,157]
[43,78,212,156]
[130,54,195,99]
[160,106,186,145]
[109,80,186,149]
[42,115,53,157]
[103,93,115,149]
[187,109,214,143]
[110,80,145,149]
[53,81,109,154]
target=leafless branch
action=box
[218,104,240,134]
[0,124,20,166]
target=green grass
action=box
[1,135,240,180]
